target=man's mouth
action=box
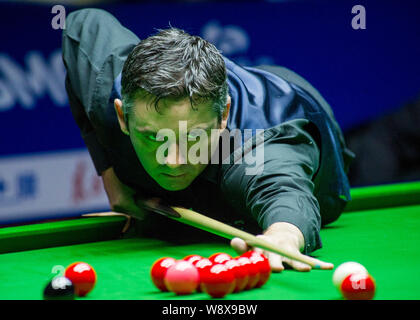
[161,173,186,178]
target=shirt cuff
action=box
[262,206,322,255]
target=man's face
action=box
[119,97,229,191]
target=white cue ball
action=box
[332,262,368,289]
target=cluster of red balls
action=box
[151,251,271,298]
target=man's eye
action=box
[145,133,157,141]
[187,129,205,139]
[187,132,199,139]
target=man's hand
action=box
[230,222,334,272]
[101,167,148,221]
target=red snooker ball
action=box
[340,273,376,300]
[194,258,213,270]
[194,258,213,292]
[208,252,232,264]
[248,252,271,288]
[150,257,177,292]
[183,255,204,265]
[164,261,200,295]
[236,256,259,290]
[200,264,236,298]
[64,262,96,297]
[224,259,249,293]
[240,250,257,258]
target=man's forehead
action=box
[132,97,217,126]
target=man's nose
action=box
[165,142,186,168]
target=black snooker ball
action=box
[43,276,75,300]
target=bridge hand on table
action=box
[230,222,334,272]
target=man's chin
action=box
[156,178,193,191]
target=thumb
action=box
[230,237,250,255]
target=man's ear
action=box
[114,99,129,135]
[220,95,231,130]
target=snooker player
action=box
[62,9,355,272]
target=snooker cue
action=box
[86,199,324,268]
[134,198,324,269]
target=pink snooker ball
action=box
[164,261,200,295]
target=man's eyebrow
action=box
[135,126,157,133]
[190,123,217,130]
[135,122,216,133]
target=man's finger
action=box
[282,257,311,272]
[81,212,128,217]
[255,235,284,272]
[81,211,132,234]
[121,216,132,233]
[307,257,334,270]
[266,251,285,272]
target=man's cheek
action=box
[131,140,158,165]
[132,137,155,152]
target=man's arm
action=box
[62,8,139,175]
[62,9,148,219]
[65,76,112,175]
[222,119,330,271]
[66,77,146,219]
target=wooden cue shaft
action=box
[166,206,321,268]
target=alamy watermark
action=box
[351,5,366,30]
[153,121,265,176]
[51,5,66,30]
